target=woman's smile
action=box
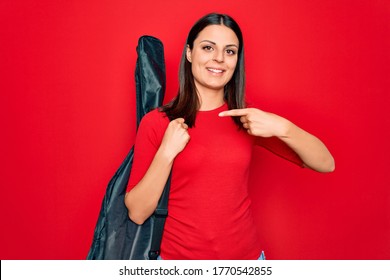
[206,67,225,75]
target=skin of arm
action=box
[219,108,335,173]
[125,118,190,225]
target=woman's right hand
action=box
[159,118,190,160]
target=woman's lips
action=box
[207,67,224,74]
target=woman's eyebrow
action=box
[226,44,239,49]
[200,40,238,48]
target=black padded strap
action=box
[148,172,171,260]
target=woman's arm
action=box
[125,118,190,225]
[277,118,335,172]
[219,108,335,173]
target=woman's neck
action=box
[197,89,225,111]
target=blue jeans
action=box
[157,251,266,260]
[258,250,266,260]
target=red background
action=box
[1,0,389,259]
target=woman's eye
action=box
[226,49,236,55]
[202,46,213,51]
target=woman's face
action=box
[187,24,239,94]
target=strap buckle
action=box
[148,250,160,260]
[154,208,168,218]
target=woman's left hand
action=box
[219,108,290,138]
[219,108,335,172]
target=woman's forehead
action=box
[195,25,239,46]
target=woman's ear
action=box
[186,45,192,63]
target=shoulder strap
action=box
[148,172,172,260]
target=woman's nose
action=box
[212,50,224,62]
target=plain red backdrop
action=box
[0,0,389,259]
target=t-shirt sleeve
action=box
[255,136,304,167]
[126,110,168,192]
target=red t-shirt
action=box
[126,103,303,259]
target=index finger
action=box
[218,109,250,117]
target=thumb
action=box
[175,118,185,123]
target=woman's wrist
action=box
[275,116,294,139]
[156,145,177,164]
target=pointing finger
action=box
[218,109,250,117]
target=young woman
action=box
[125,13,335,260]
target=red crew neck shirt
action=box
[126,103,303,259]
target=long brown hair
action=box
[160,13,246,128]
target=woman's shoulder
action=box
[142,108,169,124]
[138,108,170,135]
